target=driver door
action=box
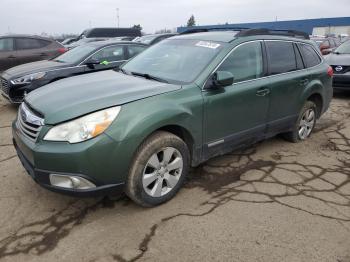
[203,41,270,157]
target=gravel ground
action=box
[0,93,349,262]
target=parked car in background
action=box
[0,35,66,72]
[12,29,332,206]
[311,36,341,55]
[61,38,77,45]
[133,33,177,45]
[325,40,350,91]
[64,37,110,50]
[78,28,141,40]
[340,35,349,43]
[113,36,136,41]
[1,41,147,103]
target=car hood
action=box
[3,60,73,78]
[325,53,350,66]
[25,70,181,124]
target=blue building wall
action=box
[177,17,350,34]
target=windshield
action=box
[133,35,158,44]
[53,44,96,64]
[122,39,225,84]
[335,40,350,54]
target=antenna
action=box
[116,8,120,28]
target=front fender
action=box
[105,87,203,160]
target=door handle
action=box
[256,88,270,97]
[39,53,48,57]
[300,79,309,86]
[8,55,16,59]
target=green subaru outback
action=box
[12,29,333,206]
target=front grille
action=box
[0,78,9,95]
[332,65,350,74]
[16,103,44,142]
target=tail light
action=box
[58,48,67,54]
[327,66,334,77]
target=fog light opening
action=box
[49,174,96,190]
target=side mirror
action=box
[209,71,234,89]
[85,58,100,69]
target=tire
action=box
[283,101,317,143]
[125,131,190,207]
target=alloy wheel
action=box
[142,147,183,197]
[298,108,316,140]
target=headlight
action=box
[11,72,46,85]
[44,106,121,143]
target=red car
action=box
[311,37,341,55]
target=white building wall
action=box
[313,26,350,36]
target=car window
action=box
[91,45,125,62]
[334,38,341,46]
[53,44,97,64]
[15,38,49,50]
[299,44,322,68]
[266,41,297,75]
[294,44,304,70]
[128,45,146,58]
[324,40,330,47]
[335,41,350,54]
[329,39,335,48]
[0,38,14,51]
[122,39,225,85]
[217,41,263,83]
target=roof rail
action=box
[236,28,310,39]
[180,27,249,35]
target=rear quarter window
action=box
[299,44,322,68]
[266,41,297,75]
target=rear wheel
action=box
[126,131,190,207]
[283,101,317,143]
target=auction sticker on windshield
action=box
[196,41,221,49]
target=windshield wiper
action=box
[131,71,168,83]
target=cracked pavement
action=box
[0,94,349,262]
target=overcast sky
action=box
[1,0,350,35]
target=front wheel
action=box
[283,101,317,143]
[126,131,190,207]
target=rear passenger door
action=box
[265,40,309,135]
[14,37,50,65]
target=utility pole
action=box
[116,8,120,28]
